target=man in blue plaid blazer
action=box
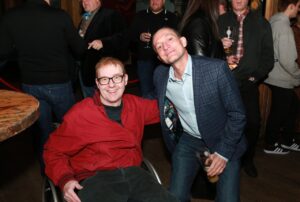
[152,27,247,202]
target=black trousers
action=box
[78,166,179,202]
[265,85,298,145]
[239,81,261,162]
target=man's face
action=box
[153,28,187,65]
[82,0,101,12]
[95,64,128,107]
[231,0,249,13]
[150,0,165,13]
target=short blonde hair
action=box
[95,57,126,74]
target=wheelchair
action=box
[42,158,162,202]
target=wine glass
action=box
[224,26,238,70]
[144,28,152,49]
[224,26,234,55]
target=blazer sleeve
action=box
[214,62,246,159]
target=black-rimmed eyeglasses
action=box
[96,74,124,85]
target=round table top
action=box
[0,90,39,142]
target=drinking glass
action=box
[144,28,152,49]
[223,26,238,70]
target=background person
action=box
[219,0,227,15]
[292,11,300,67]
[78,0,127,98]
[0,0,86,173]
[130,0,178,97]
[264,0,300,154]
[179,0,225,59]
[218,0,274,177]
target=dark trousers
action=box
[265,85,298,145]
[136,60,156,97]
[78,167,178,202]
[239,81,261,162]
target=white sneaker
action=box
[264,143,290,155]
[281,141,300,152]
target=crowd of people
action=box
[0,0,300,202]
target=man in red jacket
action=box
[44,57,178,202]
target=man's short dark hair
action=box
[278,0,299,12]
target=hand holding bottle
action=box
[198,150,226,183]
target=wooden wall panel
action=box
[3,0,24,10]
[60,0,81,27]
[258,0,278,136]
[265,0,278,20]
[259,84,271,136]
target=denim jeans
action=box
[78,167,179,202]
[79,70,95,98]
[169,132,241,202]
[136,60,156,97]
[22,81,75,171]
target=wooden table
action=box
[0,90,39,142]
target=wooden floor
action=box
[0,125,299,202]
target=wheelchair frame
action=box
[42,158,162,202]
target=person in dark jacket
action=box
[178,1,226,198]
[179,0,225,59]
[152,27,246,202]
[218,0,274,178]
[78,0,127,98]
[130,0,178,97]
[0,0,86,172]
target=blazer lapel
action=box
[159,68,169,116]
[191,57,205,132]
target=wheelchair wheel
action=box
[141,158,162,184]
[42,177,64,202]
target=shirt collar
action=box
[237,8,249,21]
[169,55,192,82]
[82,7,100,20]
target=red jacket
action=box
[44,92,160,189]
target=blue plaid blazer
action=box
[153,55,247,160]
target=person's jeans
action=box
[79,70,95,98]
[78,167,179,202]
[22,81,75,172]
[137,60,156,97]
[169,132,241,202]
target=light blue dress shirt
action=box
[166,55,201,139]
[166,55,228,161]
